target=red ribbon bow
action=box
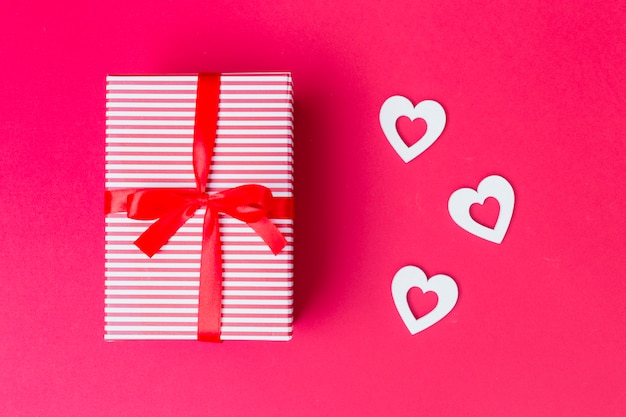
[105,73,293,341]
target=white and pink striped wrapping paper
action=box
[104,73,294,341]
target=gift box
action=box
[104,73,294,341]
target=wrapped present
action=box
[104,73,294,341]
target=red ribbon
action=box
[105,73,293,342]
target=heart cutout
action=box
[392,265,458,335]
[407,286,438,319]
[469,196,500,230]
[448,175,515,244]
[396,116,427,147]
[379,96,446,163]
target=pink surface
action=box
[1,0,624,415]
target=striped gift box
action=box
[104,73,294,341]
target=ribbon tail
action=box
[134,203,198,257]
[248,217,288,255]
[197,209,224,342]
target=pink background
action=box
[1,1,625,415]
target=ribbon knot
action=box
[196,193,210,206]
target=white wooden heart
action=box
[379,96,446,163]
[391,265,458,335]
[448,175,515,244]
